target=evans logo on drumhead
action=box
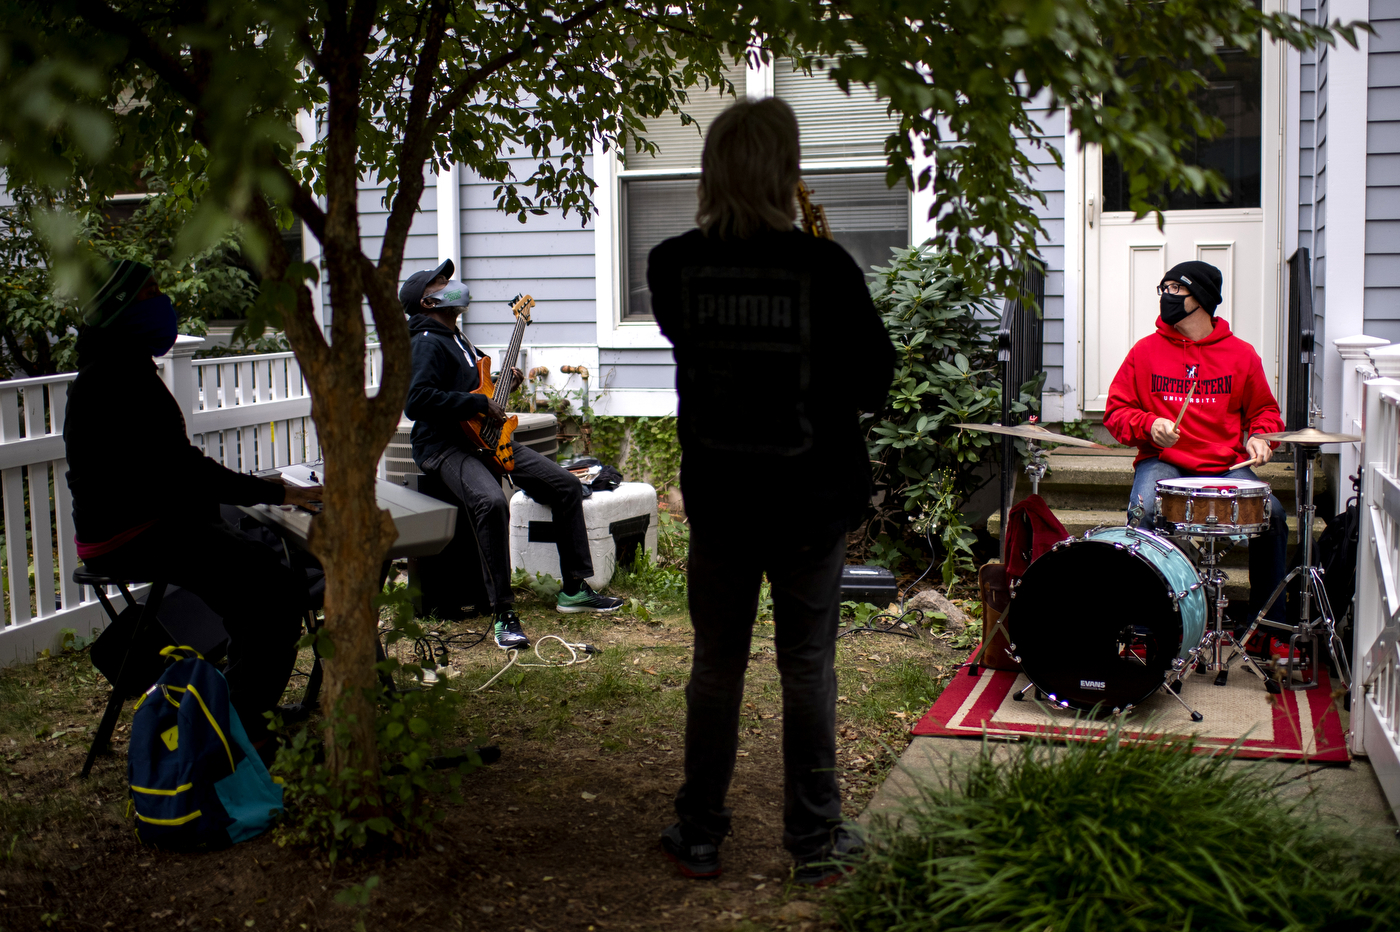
[1079,679,1107,691]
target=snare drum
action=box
[1155,477,1271,537]
[1006,525,1207,712]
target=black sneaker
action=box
[793,826,865,887]
[492,611,530,650]
[660,822,722,879]
[556,582,625,614]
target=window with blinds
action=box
[618,59,908,321]
[621,65,746,171]
[775,58,894,162]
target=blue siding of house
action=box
[457,157,599,348]
[1367,0,1400,340]
[1312,0,1331,399]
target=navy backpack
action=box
[128,646,284,849]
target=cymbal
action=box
[953,422,1108,448]
[1254,427,1361,445]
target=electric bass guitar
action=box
[459,293,534,474]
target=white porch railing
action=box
[0,336,385,667]
[1352,344,1400,818]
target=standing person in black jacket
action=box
[647,98,896,884]
[64,261,321,744]
[402,260,623,650]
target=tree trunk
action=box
[305,353,399,800]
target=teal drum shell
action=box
[1006,525,1207,712]
[1085,526,1207,659]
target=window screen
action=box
[803,172,909,275]
[622,177,699,320]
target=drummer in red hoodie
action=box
[1105,260,1286,625]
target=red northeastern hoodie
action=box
[1104,316,1284,472]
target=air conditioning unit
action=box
[387,412,560,486]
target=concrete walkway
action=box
[864,730,1399,847]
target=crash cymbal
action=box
[953,422,1107,448]
[1254,427,1361,445]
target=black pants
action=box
[82,518,306,740]
[677,519,847,860]
[425,444,593,611]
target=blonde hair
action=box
[696,98,801,239]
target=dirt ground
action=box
[0,585,965,932]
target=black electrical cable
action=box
[411,627,488,668]
[838,524,938,640]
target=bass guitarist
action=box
[403,260,623,649]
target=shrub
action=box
[863,245,1040,584]
[832,733,1400,931]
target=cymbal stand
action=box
[1236,441,1352,692]
[1194,535,1270,688]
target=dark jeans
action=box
[1129,457,1287,622]
[425,444,592,611]
[83,517,306,740]
[677,519,847,860]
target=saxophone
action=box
[796,180,833,240]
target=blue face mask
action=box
[120,294,179,357]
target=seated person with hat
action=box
[64,261,322,745]
[1105,260,1287,626]
[402,260,624,649]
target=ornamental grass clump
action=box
[832,734,1400,932]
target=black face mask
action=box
[1159,292,1191,325]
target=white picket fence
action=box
[0,336,384,666]
[1353,342,1400,817]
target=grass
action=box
[832,732,1400,932]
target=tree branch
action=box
[377,0,452,275]
[425,0,624,135]
[72,1,207,126]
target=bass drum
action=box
[1005,526,1207,712]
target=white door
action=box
[1081,38,1285,413]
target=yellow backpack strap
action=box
[159,645,204,662]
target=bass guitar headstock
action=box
[509,293,535,323]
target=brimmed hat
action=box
[399,259,455,312]
[82,260,153,327]
[1161,261,1223,314]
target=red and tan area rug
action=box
[912,653,1349,762]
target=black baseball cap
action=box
[398,259,455,312]
[82,260,154,327]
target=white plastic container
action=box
[509,481,659,589]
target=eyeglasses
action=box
[1156,282,1188,297]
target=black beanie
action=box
[1161,261,1223,314]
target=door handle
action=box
[1087,195,1095,228]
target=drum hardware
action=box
[1236,434,1355,693]
[1192,535,1271,689]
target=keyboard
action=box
[239,462,457,558]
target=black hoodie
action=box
[63,328,285,542]
[404,313,491,467]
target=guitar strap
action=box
[453,331,482,367]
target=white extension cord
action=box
[474,633,596,691]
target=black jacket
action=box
[404,313,490,467]
[63,332,285,542]
[647,227,896,528]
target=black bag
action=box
[90,586,230,698]
[1315,495,1360,667]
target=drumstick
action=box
[1228,456,1257,471]
[1171,381,1197,431]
